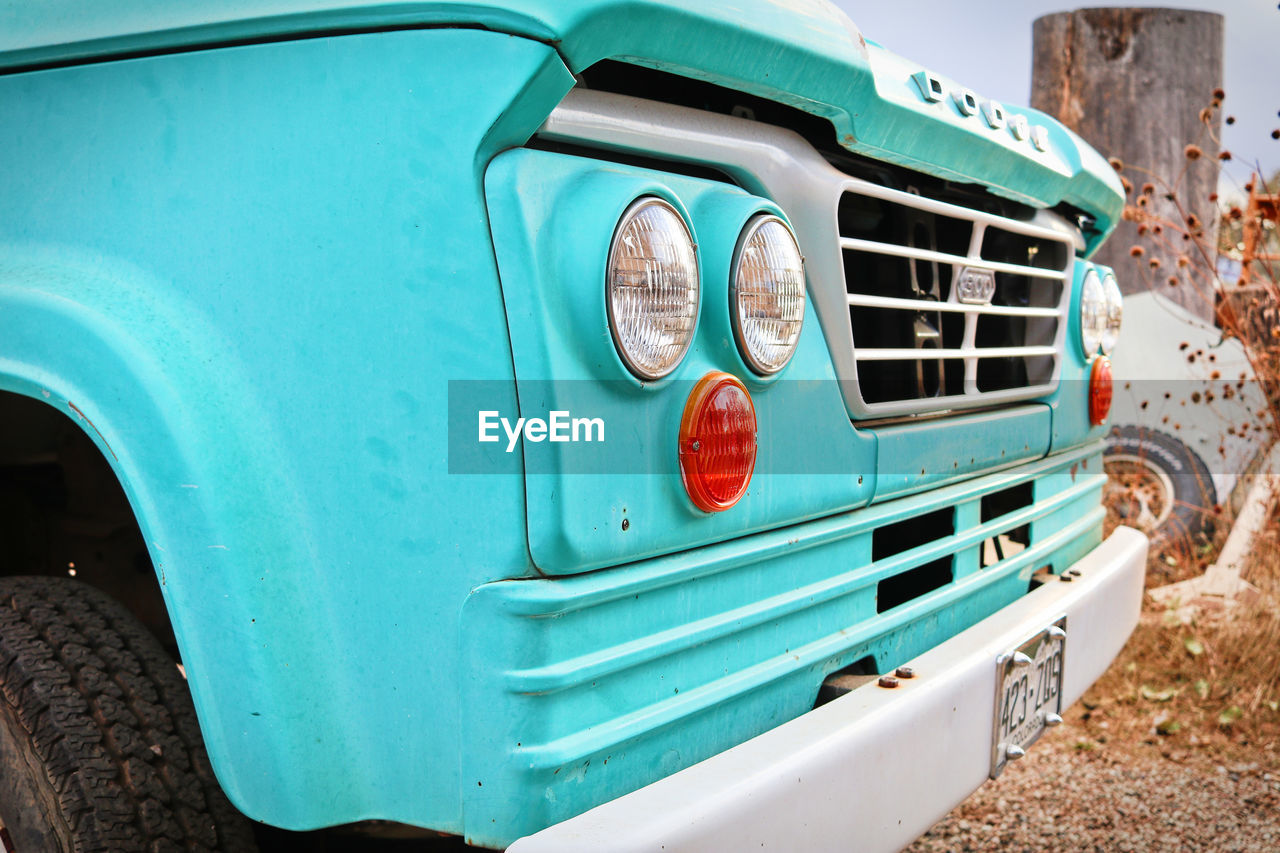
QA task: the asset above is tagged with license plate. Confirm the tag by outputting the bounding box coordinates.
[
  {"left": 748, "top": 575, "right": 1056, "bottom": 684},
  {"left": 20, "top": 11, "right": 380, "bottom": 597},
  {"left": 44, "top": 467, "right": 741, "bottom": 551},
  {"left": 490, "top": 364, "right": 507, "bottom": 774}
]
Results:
[{"left": 990, "top": 617, "right": 1066, "bottom": 777}]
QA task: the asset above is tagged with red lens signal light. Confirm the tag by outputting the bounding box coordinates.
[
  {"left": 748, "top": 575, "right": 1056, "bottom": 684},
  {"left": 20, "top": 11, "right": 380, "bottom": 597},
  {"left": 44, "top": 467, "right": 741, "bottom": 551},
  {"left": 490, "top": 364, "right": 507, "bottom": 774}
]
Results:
[
  {"left": 678, "top": 373, "right": 758, "bottom": 512},
  {"left": 1089, "top": 356, "right": 1113, "bottom": 426}
]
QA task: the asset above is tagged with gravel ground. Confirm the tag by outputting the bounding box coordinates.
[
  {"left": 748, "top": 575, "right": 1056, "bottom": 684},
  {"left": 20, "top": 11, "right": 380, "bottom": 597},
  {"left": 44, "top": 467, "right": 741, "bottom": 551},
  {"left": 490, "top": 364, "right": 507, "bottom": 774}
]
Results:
[{"left": 906, "top": 737, "right": 1280, "bottom": 852}]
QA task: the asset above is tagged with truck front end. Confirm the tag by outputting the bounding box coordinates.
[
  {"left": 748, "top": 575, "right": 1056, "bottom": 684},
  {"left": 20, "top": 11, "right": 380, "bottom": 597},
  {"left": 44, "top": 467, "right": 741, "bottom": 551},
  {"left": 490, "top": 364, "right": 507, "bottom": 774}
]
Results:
[{"left": 0, "top": 1, "right": 1143, "bottom": 849}]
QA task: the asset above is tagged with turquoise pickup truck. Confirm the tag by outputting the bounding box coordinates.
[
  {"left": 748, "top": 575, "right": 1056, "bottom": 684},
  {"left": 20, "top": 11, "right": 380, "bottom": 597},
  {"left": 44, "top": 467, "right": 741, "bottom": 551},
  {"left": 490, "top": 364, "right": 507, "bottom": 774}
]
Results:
[{"left": 0, "top": 1, "right": 1143, "bottom": 850}]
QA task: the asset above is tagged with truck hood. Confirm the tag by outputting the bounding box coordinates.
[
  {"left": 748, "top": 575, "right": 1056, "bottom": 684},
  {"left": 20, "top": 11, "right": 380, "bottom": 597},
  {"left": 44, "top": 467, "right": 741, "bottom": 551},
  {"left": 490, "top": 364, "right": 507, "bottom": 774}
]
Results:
[{"left": 0, "top": 0, "right": 1124, "bottom": 243}]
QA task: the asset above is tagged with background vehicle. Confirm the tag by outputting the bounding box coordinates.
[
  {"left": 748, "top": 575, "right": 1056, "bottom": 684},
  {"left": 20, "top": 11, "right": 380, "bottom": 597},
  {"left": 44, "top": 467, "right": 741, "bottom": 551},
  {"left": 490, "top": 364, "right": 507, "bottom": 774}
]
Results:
[
  {"left": 1, "top": 2, "right": 1144, "bottom": 849},
  {"left": 1106, "top": 290, "right": 1269, "bottom": 556}
]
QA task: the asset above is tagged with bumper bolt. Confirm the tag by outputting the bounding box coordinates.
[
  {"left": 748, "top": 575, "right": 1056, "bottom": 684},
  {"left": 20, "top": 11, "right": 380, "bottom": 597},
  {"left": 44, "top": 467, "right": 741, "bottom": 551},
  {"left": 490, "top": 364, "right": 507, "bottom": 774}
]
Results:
[
  {"left": 895, "top": 666, "right": 915, "bottom": 679},
  {"left": 878, "top": 675, "right": 899, "bottom": 689},
  {"left": 1060, "top": 573, "right": 1074, "bottom": 582}
]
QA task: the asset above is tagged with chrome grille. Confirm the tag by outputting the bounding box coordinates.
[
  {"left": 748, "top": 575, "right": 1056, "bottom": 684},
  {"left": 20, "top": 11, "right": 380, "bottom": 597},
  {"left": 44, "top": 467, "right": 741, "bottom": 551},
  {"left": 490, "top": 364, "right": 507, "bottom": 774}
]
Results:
[{"left": 839, "top": 183, "right": 1073, "bottom": 409}]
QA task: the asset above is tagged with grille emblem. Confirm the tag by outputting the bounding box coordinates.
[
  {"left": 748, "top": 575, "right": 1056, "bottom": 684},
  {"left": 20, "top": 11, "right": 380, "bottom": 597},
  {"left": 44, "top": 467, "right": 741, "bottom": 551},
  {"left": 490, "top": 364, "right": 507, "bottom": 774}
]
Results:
[{"left": 957, "top": 267, "right": 997, "bottom": 305}]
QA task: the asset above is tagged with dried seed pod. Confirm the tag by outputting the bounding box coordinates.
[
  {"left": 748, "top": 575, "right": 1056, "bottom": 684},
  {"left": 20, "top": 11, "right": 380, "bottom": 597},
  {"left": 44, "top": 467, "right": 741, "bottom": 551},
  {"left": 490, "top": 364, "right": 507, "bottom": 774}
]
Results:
[{"left": 1184, "top": 144, "right": 1203, "bottom": 160}]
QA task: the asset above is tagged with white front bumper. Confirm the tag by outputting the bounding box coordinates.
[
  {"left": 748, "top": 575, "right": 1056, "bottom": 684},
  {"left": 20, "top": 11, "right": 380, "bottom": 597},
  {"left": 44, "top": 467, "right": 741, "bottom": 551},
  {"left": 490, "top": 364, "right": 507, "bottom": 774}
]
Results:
[{"left": 507, "top": 526, "right": 1148, "bottom": 853}]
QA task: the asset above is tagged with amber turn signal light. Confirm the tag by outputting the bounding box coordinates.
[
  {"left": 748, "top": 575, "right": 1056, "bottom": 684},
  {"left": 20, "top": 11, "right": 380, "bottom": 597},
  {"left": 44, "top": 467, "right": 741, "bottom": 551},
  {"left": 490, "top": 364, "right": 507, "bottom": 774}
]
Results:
[{"left": 678, "top": 372, "right": 758, "bottom": 512}]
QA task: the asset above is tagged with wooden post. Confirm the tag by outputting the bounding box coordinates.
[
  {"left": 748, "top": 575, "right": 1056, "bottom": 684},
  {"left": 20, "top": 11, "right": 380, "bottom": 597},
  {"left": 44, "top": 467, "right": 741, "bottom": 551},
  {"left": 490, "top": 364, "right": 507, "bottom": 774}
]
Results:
[{"left": 1031, "top": 8, "right": 1223, "bottom": 321}]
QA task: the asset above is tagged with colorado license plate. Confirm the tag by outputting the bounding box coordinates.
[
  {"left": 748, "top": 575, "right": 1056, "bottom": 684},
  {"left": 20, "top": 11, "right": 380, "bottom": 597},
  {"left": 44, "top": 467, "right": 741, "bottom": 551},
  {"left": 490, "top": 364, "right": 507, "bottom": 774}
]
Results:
[{"left": 990, "top": 617, "right": 1066, "bottom": 777}]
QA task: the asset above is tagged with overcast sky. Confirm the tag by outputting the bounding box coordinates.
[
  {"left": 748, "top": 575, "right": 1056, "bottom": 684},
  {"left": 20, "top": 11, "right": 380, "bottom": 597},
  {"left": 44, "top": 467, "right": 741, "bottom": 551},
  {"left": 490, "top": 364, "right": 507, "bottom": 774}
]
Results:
[{"left": 832, "top": 1, "right": 1279, "bottom": 198}]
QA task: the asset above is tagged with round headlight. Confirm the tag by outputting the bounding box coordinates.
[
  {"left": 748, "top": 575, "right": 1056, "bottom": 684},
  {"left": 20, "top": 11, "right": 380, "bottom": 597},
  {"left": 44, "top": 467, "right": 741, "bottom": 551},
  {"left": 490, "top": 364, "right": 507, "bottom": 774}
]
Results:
[
  {"left": 1100, "top": 273, "right": 1123, "bottom": 355},
  {"left": 606, "top": 198, "right": 700, "bottom": 380},
  {"left": 730, "top": 215, "right": 806, "bottom": 375},
  {"left": 1079, "top": 269, "right": 1107, "bottom": 359}
]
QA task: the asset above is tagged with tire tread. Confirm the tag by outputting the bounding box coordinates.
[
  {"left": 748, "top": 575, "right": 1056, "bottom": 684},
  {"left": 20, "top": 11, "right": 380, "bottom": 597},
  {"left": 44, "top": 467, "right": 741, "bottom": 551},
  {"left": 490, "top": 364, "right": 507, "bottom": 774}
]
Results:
[{"left": 0, "top": 577, "right": 256, "bottom": 852}]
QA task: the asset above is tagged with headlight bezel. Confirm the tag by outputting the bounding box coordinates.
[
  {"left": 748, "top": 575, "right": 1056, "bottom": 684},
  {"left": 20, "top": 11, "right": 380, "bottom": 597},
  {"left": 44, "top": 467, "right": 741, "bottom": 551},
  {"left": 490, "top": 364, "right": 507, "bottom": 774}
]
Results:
[
  {"left": 1078, "top": 268, "right": 1107, "bottom": 360},
  {"left": 605, "top": 196, "right": 701, "bottom": 381},
  {"left": 1100, "top": 273, "right": 1123, "bottom": 355},
  {"left": 729, "top": 213, "right": 807, "bottom": 376}
]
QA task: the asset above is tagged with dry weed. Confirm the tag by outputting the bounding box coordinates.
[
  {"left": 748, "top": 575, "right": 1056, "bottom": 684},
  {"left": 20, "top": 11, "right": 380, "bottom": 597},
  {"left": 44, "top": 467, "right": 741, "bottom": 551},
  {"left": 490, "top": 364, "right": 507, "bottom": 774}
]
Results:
[
  {"left": 1097, "top": 91, "right": 1280, "bottom": 761},
  {"left": 1076, "top": 539, "right": 1280, "bottom": 764}
]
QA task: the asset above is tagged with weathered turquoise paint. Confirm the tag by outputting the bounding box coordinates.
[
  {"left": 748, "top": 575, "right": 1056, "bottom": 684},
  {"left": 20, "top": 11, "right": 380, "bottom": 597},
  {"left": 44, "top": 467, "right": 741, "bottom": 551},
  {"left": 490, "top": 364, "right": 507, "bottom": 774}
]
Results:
[
  {"left": 0, "top": 1, "right": 1124, "bottom": 240},
  {"left": 459, "top": 446, "right": 1104, "bottom": 846},
  {"left": 0, "top": 29, "right": 574, "bottom": 831},
  {"left": 870, "top": 405, "right": 1052, "bottom": 502}
]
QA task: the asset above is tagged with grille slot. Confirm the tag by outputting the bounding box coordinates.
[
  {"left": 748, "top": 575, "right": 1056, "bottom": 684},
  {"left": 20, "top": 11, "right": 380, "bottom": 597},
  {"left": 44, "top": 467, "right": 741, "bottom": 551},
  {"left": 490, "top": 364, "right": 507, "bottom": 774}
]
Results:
[
  {"left": 979, "top": 482, "right": 1034, "bottom": 568},
  {"left": 873, "top": 507, "right": 955, "bottom": 613},
  {"left": 841, "top": 186, "right": 1072, "bottom": 411}
]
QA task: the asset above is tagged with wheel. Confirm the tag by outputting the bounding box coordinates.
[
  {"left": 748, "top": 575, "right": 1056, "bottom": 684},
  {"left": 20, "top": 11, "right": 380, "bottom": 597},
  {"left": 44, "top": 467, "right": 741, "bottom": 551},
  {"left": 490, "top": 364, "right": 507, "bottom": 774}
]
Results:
[
  {"left": 0, "top": 577, "right": 257, "bottom": 852},
  {"left": 1104, "top": 425, "right": 1217, "bottom": 551}
]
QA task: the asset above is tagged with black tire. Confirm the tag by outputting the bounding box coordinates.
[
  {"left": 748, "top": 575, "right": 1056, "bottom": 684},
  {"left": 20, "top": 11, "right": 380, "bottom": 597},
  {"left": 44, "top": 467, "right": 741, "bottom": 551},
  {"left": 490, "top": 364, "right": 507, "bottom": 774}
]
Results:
[
  {"left": 1104, "top": 425, "right": 1217, "bottom": 551},
  {"left": 0, "top": 577, "right": 257, "bottom": 853}
]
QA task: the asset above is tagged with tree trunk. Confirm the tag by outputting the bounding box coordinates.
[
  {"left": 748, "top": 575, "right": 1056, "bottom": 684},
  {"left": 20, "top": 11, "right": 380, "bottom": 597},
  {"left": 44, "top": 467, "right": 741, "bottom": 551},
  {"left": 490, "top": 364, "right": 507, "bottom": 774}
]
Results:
[{"left": 1031, "top": 8, "right": 1223, "bottom": 321}]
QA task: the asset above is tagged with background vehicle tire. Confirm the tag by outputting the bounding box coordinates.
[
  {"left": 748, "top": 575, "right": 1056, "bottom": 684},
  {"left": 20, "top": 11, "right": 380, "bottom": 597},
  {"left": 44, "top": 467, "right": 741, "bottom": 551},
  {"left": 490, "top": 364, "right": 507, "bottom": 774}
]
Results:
[
  {"left": 0, "top": 576, "right": 257, "bottom": 852},
  {"left": 1104, "top": 425, "right": 1217, "bottom": 553}
]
